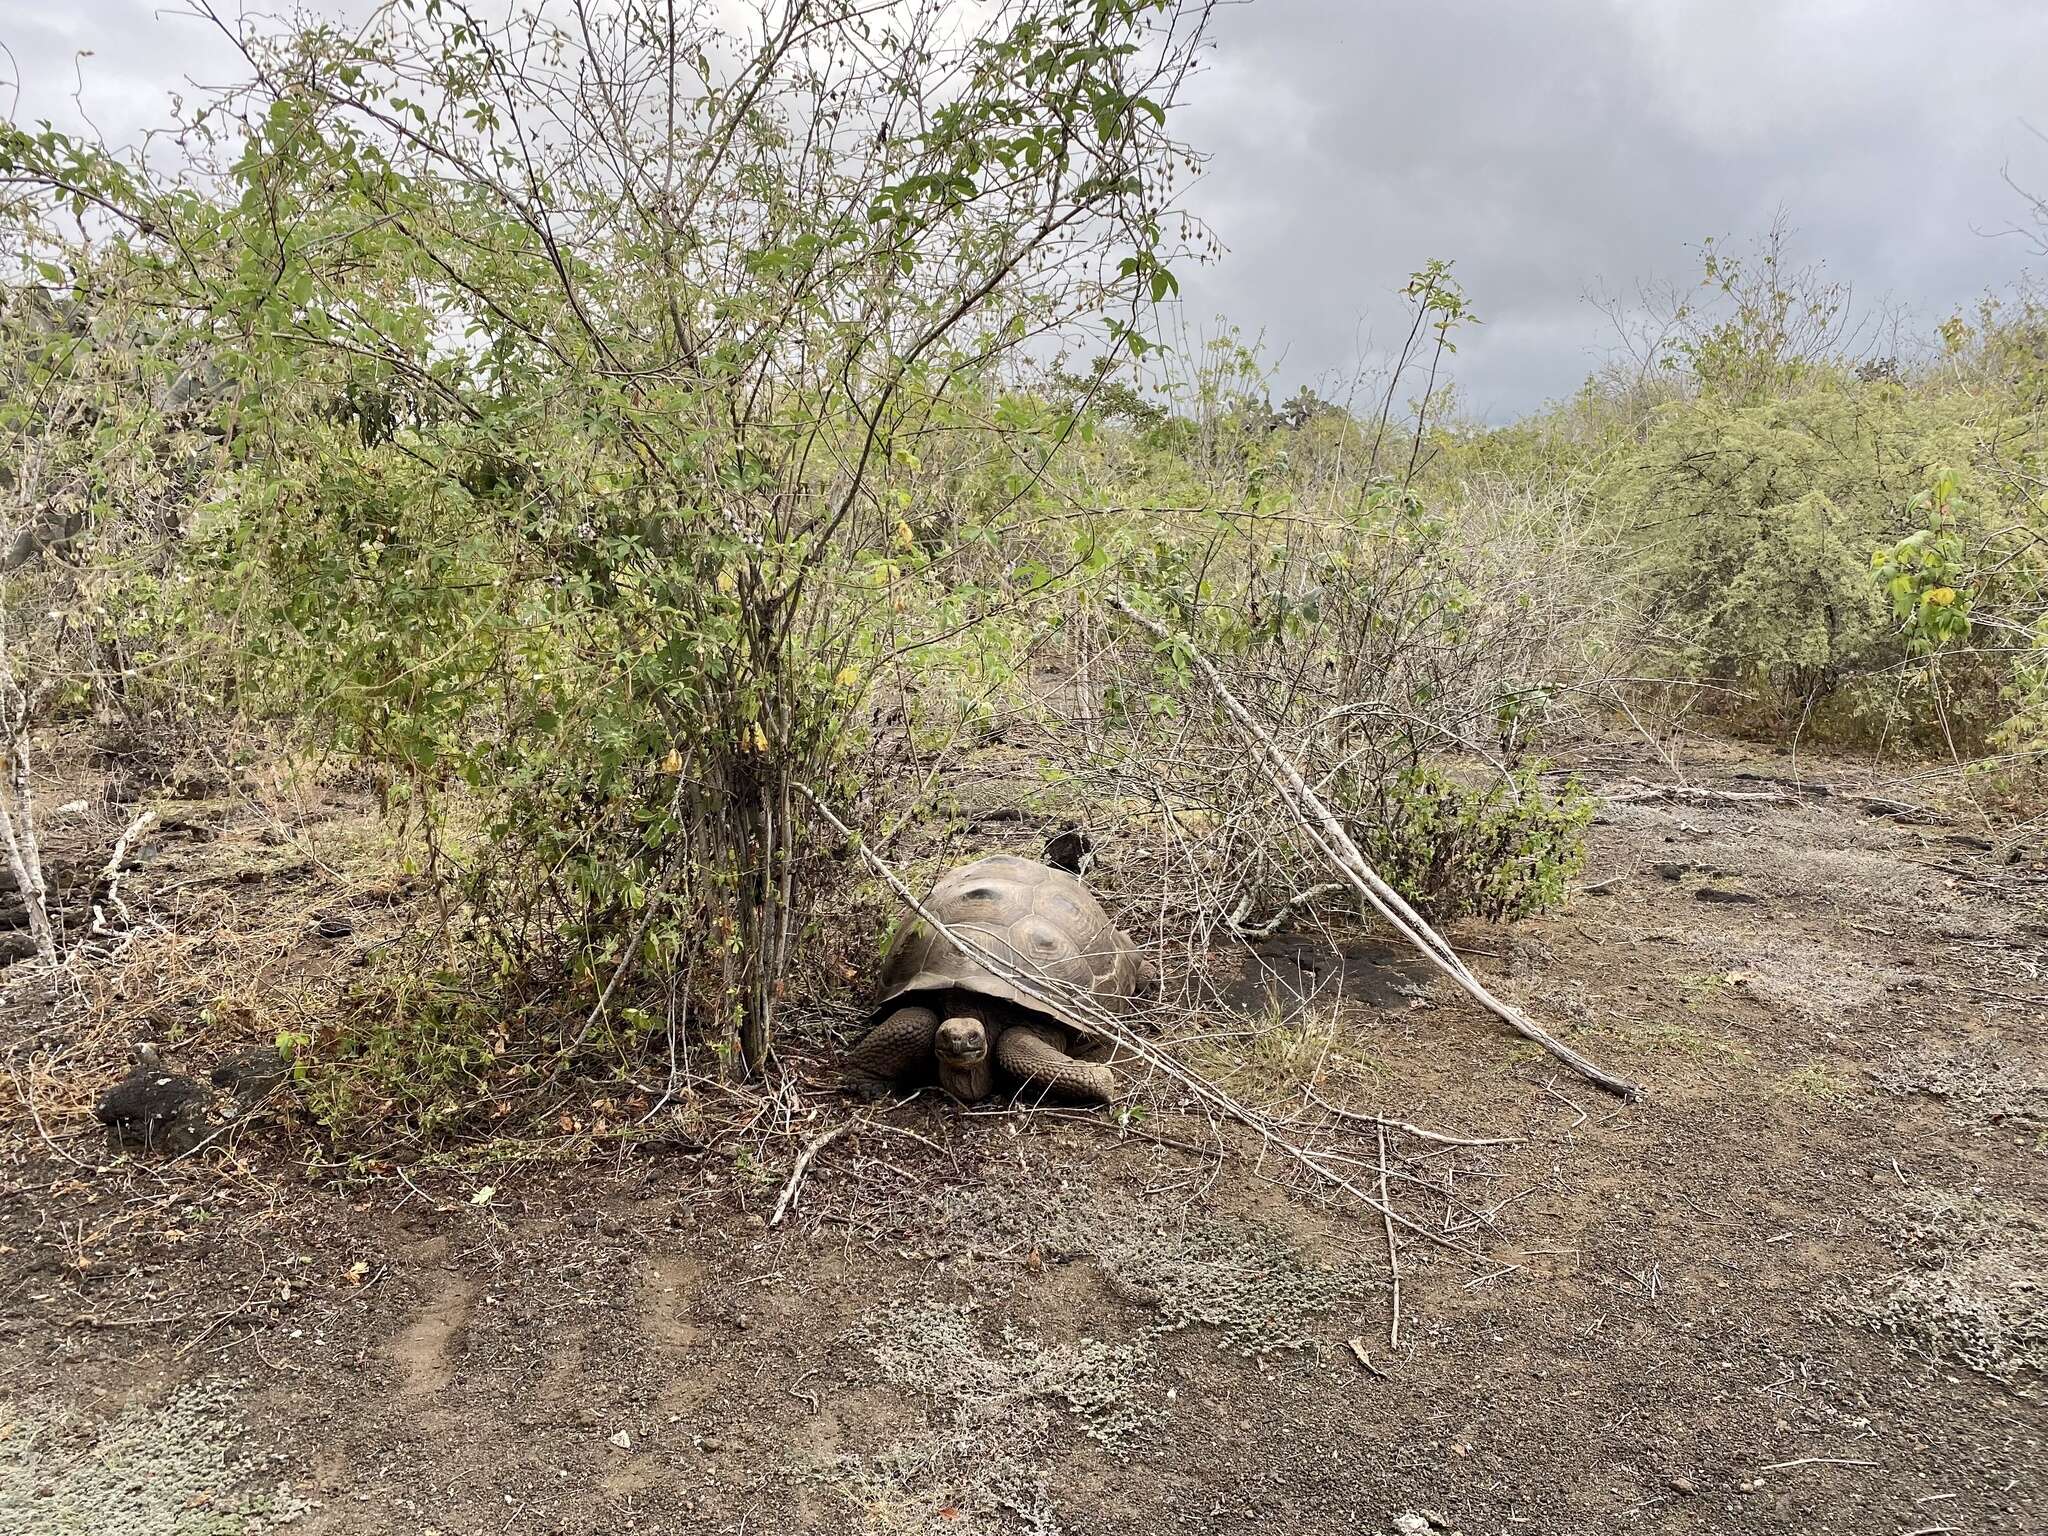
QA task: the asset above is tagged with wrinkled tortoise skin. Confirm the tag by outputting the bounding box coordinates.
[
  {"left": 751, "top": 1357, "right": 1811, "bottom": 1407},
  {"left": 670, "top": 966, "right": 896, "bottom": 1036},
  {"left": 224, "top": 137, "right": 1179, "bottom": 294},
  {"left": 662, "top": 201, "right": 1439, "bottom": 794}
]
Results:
[{"left": 870, "top": 854, "right": 1144, "bottom": 1035}]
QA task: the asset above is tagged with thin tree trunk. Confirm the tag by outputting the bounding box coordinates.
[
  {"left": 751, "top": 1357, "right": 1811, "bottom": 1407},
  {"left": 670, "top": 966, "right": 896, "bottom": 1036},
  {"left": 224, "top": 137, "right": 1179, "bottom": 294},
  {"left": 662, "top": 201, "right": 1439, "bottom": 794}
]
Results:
[{"left": 0, "top": 740, "right": 57, "bottom": 967}]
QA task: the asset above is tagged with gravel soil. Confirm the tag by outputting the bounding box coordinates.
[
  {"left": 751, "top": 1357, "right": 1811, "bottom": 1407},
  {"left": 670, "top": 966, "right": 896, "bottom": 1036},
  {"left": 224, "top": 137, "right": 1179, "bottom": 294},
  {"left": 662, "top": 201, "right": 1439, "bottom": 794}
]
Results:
[{"left": 2, "top": 734, "right": 2044, "bottom": 1535}]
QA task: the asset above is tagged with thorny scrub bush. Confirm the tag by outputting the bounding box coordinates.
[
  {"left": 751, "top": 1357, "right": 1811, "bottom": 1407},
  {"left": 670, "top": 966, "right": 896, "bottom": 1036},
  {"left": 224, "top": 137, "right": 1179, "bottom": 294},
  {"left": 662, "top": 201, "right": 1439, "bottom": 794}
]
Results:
[
  {"left": 1890, "top": 300, "right": 2048, "bottom": 769},
  {"left": 0, "top": 276, "right": 236, "bottom": 734},
  {"left": 2, "top": 0, "right": 1222, "bottom": 1082},
  {"left": 1607, "top": 382, "right": 1917, "bottom": 732},
  {"left": 1556, "top": 225, "right": 2048, "bottom": 762},
  {"left": 1071, "top": 474, "right": 1616, "bottom": 942},
  {"left": 0, "top": 265, "right": 244, "bottom": 961},
  {"left": 1608, "top": 379, "right": 2048, "bottom": 759}
]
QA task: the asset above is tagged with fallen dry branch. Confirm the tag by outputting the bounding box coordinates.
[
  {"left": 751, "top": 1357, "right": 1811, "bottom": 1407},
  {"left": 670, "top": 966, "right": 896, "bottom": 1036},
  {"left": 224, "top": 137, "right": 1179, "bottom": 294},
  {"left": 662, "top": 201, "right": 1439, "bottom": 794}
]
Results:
[
  {"left": 1608, "top": 775, "right": 1944, "bottom": 825},
  {"left": 1302, "top": 1084, "right": 1520, "bottom": 1147},
  {"left": 770, "top": 1119, "right": 857, "bottom": 1227},
  {"left": 1728, "top": 771, "right": 1947, "bottom": 823},
  {"left": 1108, "top": 596, "right": 1641, "bottom": 1102},
  {"left": 93, "top": 808, "right": 159, "bottom": 936},
  {"left": 798, "top": 786, "right": 1478, "bottom": 1259},
  {"left": 1377, "top": 1120, "right": 1401, "bottom": 1350},
  {"left": 1603, "top": 782, "right": 1790, "bottom": 807},
  {"left": 1227, "top": 881, "right": 1349, "bottom": 939}
]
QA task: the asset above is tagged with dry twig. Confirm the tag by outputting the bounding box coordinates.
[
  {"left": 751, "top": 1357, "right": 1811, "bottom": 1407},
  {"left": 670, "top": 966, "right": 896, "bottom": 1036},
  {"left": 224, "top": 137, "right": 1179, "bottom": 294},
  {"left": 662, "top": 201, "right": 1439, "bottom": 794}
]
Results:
[
  {"left": 1302, "top": 1084, "right": 1520, "bottom": 1147},
  {"left": 770, "top": 1119, "right": 856, "bottom": 1227},
  {"left": 1603, "top": 783, "right": 1789, "bottom": 807},
  {"left": 1227, "top": 881, "right": 1349, "bottom": 939},
  {"left": 1758, "top": 1457, "right": 1879, "bottom": 1473},
  {"left": 1377, "top": 1120, "right": 1401, "bottom": 1349},
  {"left": 93, "top": 807, "right": 158, "bottom": 936}
]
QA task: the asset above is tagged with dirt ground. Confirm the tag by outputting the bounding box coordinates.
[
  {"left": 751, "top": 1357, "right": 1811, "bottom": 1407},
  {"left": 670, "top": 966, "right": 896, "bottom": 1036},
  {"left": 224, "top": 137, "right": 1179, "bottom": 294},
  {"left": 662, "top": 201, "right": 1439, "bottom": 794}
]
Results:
[{"left": 2, "top": 731, "right": 2044, "bottom": 1536}]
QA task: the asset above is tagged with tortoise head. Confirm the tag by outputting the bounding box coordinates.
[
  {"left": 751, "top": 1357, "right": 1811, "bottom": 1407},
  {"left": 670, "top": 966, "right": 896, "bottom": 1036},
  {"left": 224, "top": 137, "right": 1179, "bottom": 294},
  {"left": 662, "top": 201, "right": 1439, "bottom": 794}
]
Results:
[
  {"left": 934, "top": 1015, "right": 989, "bottom": 1068},
  {"left": 934, "top": 1013, "right": 994, "bottom": 1103}
]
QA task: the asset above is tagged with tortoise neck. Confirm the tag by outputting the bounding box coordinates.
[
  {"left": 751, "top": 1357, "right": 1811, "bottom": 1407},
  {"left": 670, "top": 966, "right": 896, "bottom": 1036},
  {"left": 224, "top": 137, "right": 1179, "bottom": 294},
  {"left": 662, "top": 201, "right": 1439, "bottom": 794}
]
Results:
[{"left": 937, "top": 1057, "right": 993, "bottom": 1102}]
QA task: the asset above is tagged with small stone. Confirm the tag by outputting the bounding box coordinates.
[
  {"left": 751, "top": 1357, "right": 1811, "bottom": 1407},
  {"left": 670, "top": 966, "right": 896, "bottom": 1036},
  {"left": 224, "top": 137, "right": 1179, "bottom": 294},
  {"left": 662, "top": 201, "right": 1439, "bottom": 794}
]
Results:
[
  {"left": 699, "top": 1436, "right": 726, "bottom": 1453},
  {"left": 607, "top": 1430, "right": 631, "bottom": 1451},
  {"left": 1668, "top": 1477, "right": 1695, "bottom": 1495},
  {"left": 1695, "top": 886, "right": 1759, "bottom": 905}
]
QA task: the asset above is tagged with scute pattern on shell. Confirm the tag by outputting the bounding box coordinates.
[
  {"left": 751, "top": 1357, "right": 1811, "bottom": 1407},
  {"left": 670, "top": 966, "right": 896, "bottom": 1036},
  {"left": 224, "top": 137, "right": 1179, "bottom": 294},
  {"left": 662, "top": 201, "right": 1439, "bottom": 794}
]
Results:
[{"left": 873, "top": 854, "right": 1143, "bottom": 1036}]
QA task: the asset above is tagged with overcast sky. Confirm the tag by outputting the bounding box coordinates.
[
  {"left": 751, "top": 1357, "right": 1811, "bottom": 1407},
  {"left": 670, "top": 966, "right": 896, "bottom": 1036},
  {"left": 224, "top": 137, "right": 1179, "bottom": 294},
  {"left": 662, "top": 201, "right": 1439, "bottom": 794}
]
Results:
[
  {"left": 1172, "top": 0, "right": 2048, "bottom": 417},
  {"left": 5, "top": 0, "right": 2047, "bottom": 419}
]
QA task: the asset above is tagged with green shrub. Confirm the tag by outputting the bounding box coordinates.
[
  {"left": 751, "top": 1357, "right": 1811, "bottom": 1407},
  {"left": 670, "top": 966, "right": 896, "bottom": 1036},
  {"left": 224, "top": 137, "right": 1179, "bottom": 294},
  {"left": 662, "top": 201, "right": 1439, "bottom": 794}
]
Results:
[
  {"left": 285, "top": 971, "right": 503, "bottom": 1145},
  {"left": 1, "top": 0, "right": 1218, "bottom": 1074},
  {"left": 1612, "top": 383, "right": 1919, "bottom": 718},
  {"left": 1355, "top": 765, "right": 1592, "bottom": 923}
]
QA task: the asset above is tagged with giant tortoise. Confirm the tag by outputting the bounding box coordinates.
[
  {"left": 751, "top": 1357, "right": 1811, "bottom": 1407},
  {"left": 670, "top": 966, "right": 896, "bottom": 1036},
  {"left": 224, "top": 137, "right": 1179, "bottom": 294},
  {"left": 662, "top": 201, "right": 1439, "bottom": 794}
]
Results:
[{"left": 843, "top": 854, "right": 1145, "bottom": 1103}]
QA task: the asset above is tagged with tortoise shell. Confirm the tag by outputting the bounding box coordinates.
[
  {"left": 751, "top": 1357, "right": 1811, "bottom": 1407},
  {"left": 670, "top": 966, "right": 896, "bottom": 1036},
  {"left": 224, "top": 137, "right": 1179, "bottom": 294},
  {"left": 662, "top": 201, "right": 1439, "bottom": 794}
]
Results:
[{"left": 873, "top": 855, "right": 1144, "bottom": 1037}]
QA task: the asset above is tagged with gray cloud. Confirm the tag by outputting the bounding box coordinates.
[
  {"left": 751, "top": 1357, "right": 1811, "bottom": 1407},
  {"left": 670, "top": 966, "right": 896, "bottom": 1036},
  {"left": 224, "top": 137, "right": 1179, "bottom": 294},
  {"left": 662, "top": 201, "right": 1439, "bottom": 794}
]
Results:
[
  {"left": 5, "top": 1, "right": 2045, "bottom": 419},
  {"left": 1168, "top": 0, "right": 2048, "bottom": 418},
  {"left": 1, "top": 1, "right": 241, "bottom": 165}
]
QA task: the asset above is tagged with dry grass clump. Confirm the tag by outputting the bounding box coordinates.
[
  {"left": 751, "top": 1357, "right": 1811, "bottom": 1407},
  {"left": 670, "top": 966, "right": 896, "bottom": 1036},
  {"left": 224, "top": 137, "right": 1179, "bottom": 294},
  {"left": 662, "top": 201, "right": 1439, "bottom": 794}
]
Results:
[
  {"left": 1846, "top": 1190, "right": 2048, "bottom": 1389},
  {"left": 0, "top": 1376, "right": 316, "bottom": 1533}
]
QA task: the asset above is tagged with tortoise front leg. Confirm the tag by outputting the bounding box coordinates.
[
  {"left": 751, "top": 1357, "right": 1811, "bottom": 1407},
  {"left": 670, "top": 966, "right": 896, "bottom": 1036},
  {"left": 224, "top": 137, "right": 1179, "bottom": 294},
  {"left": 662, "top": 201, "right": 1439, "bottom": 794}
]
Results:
[
  {"left": 995, "top": 1021, "right": 1115, "bottom": 1103},
  {"left": 843, "top": 1005, "right": 939, "bottom": 1100}
]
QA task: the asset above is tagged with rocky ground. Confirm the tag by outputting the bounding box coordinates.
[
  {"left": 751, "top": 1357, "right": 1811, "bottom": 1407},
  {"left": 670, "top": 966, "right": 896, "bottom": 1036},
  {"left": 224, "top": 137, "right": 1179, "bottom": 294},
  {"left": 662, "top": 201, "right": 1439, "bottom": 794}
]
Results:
[{"left": 1, "top": 732, "right": 2044, "bottom": 1535}]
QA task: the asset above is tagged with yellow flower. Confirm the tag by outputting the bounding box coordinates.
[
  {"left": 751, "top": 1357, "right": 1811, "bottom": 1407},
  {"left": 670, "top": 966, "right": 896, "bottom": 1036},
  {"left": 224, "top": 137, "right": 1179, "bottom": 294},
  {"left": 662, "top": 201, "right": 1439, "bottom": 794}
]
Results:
[
  {"left": 893, "top": 518, "right": 915, "bottom": 550},
  {"left": 1926, "top": 587, "right": 1958, "bottom": 607},
  {"left": 835, "top": 666, "right": 861, "bottom": 690},
  {"left": 660, "top": 747, "right": 683, "bottom": 775}
]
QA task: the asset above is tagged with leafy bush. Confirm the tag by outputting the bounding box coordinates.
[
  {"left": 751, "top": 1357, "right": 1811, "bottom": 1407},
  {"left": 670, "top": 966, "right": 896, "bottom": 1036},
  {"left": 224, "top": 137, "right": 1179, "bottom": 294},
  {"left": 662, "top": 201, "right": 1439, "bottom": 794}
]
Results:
[
  {"left": 1611, "top": 383, "right": 1917, "bottom": 721},
  {"left": 282, "top": 972, "right": 503, "bottom": 1145},
  {"left": 3, "top": 0, "right": 1218, "bottom": 1069},
  {"left": 1353, "top": 765, "right": 1592, "bottom": 923},
  {"left": 1561, "top": 231, "right": 2048, "bottom": 753}
]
